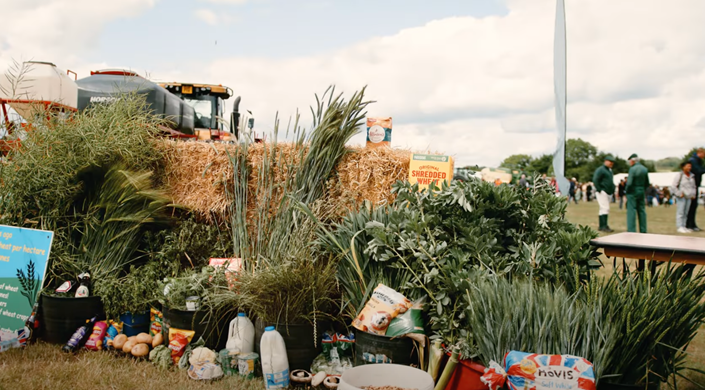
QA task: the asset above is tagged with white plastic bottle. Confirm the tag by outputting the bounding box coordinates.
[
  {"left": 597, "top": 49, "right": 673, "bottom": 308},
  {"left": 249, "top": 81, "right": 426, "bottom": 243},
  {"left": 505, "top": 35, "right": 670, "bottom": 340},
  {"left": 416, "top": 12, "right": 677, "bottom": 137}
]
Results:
[
  {"left": 225, "top": 312, "right": 255, "bottom": 353},
  {"left": 260, "top": 326, "right": 290, "bottom": 390}
]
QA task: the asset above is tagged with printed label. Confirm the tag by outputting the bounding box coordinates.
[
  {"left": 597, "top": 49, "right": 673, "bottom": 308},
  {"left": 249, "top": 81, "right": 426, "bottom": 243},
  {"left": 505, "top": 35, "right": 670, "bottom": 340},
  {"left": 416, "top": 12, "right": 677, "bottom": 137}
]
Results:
[
  {"left": 265, "top": 369, "right": 290, "bottom": 389},
  {"left": 368, "top": 125, "right": 386, "bottom": 143}
]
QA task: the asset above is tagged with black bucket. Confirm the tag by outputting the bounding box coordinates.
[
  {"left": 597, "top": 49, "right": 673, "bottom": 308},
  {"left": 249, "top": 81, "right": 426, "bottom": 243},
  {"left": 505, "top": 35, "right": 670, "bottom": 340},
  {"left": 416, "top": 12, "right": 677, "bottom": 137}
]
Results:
[
  {"left": 120, "top": 311, "right": 150, "bottom": 337},
  {"left": 255, "top": 319, "right": 327, "bottom": 371},
  {"left": 353, "top": 329, "right": 416, "bottom": 366},
  {"left": 39, "top": 294, "right": 104, "bottom": 344},
  {"left": 162, "top": 307, "right": 234, "bottom": 351}
]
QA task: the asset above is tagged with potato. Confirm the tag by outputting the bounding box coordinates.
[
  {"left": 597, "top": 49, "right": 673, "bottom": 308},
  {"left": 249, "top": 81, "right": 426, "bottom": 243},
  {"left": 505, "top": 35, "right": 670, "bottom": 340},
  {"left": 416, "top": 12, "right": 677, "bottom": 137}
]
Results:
[
  {"left": 122, "top": 339, "right": 137, "bottom": 353},
  {"left": 128, "top": 336, "right": 137, "bottom": 343},
  {"left": 152, "top": 333, "right": 163, "bottom": 348},
  {"left": 136, "top": 332, "right": 153, "bottom": 345},
  {"left": 131, "top": 343, "right": 150, "bottom": 357},
  {"left": 113, "top": 334, "right": 128, "bottom": 350}
]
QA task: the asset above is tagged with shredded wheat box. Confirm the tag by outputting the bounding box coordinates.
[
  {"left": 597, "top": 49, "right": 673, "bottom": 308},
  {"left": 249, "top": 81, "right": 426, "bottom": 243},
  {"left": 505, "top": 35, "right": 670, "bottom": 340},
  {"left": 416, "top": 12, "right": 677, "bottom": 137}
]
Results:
[{"left": 408, "top": 153, "right": 454, "bottom": 191}]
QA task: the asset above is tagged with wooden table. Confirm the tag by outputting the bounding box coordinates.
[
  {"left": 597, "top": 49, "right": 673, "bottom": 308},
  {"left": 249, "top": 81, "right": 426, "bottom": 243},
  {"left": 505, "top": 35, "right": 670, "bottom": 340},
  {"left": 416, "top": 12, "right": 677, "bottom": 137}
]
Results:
[{"left": 590, "top": 232, "right": 705, "bottom": 266}]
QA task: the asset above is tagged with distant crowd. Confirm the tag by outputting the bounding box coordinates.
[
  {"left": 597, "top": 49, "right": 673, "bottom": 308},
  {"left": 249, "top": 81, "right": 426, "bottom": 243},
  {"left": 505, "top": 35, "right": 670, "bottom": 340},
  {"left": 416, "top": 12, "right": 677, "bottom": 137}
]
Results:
[{"left": 513, "top": 148, "right": 705, "bottom": 235}]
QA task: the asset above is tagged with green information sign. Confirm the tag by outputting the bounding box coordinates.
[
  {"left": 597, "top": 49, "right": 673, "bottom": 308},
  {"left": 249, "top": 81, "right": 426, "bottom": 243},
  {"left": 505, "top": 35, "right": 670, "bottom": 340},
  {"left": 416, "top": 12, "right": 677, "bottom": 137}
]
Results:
[{"left": 0, "top": 225, "right": 53, "bottom": 334}]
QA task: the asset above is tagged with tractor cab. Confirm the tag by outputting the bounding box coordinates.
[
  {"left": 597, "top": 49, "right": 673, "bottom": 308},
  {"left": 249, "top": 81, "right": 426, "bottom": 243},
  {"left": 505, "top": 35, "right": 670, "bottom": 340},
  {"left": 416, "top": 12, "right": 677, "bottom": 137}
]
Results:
[{"left": 159, "top": 82, "right": 238, "bottom": 141}]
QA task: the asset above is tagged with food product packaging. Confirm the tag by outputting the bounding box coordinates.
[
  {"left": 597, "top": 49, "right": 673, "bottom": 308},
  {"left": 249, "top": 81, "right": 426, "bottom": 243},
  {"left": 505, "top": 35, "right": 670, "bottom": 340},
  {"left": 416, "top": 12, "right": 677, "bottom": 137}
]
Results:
[
  {"left": 104, "top": 320, "right": 123, "bottom": 350},
  {"left": 310, "top": 332, "right": 355, "bottom": 376},
  {"left": 352, "top": 284, "right": 411, "bottom": 335},
  {"left": 366, "top": 117, "right": 392, "bottom": 148},
  {"left": 85, "top": 321, "right": 108, "bottom": 351},
  {"left": 481, "top": 351, "right": 596, "bottom": 390},
  {"left": 149, "top": 308, "right": 163, "bottom": 337},
  {"left": 168, "top": 328, "right": 195, "bottom": 365}
]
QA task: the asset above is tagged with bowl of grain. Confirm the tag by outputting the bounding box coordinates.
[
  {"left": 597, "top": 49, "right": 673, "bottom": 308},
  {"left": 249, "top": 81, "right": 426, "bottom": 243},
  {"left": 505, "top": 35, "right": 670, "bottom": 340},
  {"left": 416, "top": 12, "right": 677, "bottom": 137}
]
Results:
[{"left": 338, "top": 364, "right": 434, "bottom": 390}]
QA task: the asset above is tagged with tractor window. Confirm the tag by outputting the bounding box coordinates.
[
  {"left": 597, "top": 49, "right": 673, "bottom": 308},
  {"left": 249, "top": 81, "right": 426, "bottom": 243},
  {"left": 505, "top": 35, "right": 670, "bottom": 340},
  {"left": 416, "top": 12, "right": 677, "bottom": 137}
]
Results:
[{"left": 183, "top": 96, "right": 215, "bottom": 129}]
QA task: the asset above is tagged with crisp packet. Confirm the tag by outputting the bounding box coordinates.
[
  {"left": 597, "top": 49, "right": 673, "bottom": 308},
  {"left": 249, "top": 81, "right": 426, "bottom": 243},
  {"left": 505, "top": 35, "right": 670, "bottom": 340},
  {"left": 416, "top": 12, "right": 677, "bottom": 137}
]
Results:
[
  {"left": 496, "top": 351, "right": 596, "bottom": 390},
  {"left": 352, "top": 284, "right": 411, "bottom": 335}
]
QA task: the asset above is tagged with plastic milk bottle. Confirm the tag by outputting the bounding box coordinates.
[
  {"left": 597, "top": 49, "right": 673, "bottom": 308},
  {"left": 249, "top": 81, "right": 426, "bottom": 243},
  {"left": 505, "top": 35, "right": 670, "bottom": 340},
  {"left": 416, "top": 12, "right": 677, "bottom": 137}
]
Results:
[
  {"left": 226, "top": 312, "right": 255, "bottom": 353},
  {"left": 260, "top": 326, "right": 289, "bottom": 389}
]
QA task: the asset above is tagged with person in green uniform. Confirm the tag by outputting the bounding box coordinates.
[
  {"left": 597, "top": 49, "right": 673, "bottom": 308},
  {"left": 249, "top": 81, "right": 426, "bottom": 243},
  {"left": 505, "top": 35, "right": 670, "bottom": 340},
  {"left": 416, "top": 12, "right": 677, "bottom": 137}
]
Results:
[
  {"left": 626, "top": 153, "right": 650, "bottom": 233},
  {"left": 592, "top": 155, "right": 616, "bottom": 232}
]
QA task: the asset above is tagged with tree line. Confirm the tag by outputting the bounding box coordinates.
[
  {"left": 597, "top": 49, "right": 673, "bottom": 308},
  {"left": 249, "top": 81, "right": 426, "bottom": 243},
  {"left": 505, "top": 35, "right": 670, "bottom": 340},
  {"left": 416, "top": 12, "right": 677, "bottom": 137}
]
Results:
[{"left": 497, "top": 138, "right": 696, "bottom": 182}]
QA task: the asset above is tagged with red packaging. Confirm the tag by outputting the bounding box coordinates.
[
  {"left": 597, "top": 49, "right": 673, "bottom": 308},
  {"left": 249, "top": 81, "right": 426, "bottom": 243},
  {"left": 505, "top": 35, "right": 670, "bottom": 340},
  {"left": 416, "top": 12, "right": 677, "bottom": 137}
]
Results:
[{"left": 85, "top": 321, "right": 108, "bottom": 351}]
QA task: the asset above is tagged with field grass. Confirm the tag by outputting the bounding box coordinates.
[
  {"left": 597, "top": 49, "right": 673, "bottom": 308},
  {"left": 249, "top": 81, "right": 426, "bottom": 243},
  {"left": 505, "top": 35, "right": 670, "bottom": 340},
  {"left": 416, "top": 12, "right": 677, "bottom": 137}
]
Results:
[
  {"left": 566, "top": 200, "right": 705, "bottom": 389},
  {"left": 1, "top": 201, "right": 704, "bottom": 389}
]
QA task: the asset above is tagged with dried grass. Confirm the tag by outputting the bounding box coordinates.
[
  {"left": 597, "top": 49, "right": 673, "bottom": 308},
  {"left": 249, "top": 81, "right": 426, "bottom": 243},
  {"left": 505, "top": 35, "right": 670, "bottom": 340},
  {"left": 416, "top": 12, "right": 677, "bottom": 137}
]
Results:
[{"left": 158, "top": 141, "right": 411, "bottom": 221}]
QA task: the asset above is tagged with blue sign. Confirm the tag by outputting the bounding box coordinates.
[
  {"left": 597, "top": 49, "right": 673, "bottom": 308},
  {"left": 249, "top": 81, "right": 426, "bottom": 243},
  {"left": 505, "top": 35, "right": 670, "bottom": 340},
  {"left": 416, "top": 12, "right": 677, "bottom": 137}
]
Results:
[{"left": 0, "top": 225, "right": 53, "bottom": 334}]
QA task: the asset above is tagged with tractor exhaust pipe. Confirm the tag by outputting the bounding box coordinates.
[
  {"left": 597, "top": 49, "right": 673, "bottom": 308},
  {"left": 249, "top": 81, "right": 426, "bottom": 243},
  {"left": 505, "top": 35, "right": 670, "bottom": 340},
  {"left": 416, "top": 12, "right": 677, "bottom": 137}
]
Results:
[{"left": 230, "top": 96, "right": 241, "bottom": 140}]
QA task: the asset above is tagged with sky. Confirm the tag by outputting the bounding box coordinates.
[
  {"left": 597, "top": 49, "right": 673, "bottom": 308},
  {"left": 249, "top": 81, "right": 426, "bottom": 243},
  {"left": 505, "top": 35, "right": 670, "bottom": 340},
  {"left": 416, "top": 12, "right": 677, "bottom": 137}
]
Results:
[{"left": 2, "top": 0, "right": 705, "bottom": 167}]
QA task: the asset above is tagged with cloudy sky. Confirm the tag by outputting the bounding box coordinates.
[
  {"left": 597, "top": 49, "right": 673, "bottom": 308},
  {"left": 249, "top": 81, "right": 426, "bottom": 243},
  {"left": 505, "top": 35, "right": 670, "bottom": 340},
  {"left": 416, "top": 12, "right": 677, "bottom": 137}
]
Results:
[{"left": 2, "top": 0, "right": 704, "bottom": 167}]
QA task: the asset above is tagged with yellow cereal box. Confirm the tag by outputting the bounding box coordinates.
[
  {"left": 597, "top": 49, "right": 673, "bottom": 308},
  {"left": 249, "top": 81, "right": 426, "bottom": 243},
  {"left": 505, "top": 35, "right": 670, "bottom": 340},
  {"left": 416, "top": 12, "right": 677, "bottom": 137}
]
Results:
[{"left": 408, "top": 153, "right": 454, "bottom": 191}]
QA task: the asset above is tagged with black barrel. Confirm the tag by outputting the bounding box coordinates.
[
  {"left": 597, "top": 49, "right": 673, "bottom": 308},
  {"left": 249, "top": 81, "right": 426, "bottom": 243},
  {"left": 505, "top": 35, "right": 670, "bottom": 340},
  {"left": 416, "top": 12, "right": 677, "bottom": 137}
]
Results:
[
  {"left": 162, "top": 307, "right": 234, "bottom": 351},
  {"left": 255, "top": 319, "right": 327, "bottom": 371},
  {"left": 353, "top": 329, "right": 416, "bottom": 366},
  {"left": 40, "top": 294, "right": 104, "bottom": 344}
]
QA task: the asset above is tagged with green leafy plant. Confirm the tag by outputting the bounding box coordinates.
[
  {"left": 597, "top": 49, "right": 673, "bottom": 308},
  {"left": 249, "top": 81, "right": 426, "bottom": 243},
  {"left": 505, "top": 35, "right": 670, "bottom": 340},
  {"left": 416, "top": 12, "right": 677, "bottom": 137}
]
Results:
[
  {"left": 212, "top": 87, "right": 370, "bottom": 327},
  {"left": 0, "top": 95, "right": 164, "bottom": 232},
  {"left": 316, "top": 177, "right": 601, "bottom": 352},
  {"left": 95, "top": 256, "right": 180, "bottom": 319},
  {"left": 598, "top": 264, "right": 705, "bottom": 387},
  {"left": 465, "top": 275, "right": 617, "bottom": 380}
]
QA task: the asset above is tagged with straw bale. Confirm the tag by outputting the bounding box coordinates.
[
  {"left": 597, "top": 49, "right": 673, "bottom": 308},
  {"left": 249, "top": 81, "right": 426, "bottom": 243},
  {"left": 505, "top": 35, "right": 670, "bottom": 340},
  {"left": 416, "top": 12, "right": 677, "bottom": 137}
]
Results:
[
  {"left": 157, "top": 140, "right": 235, "bottom": 218},
  {"left": 326, "top": 147, "right": 410, "bottom": 216},
  {"left": 158, "top": 140, "right": 412, "bottom": 221}
]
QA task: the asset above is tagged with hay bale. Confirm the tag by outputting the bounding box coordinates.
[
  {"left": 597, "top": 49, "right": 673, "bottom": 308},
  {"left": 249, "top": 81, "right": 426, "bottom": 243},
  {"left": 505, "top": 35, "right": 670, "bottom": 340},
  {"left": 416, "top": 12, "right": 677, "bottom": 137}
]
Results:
[
  {"left": 157, "top": 140, "right": 235, "bottom": 217},
  {"left": 158, "top": 141, "right": 412, "bottom": 220}
]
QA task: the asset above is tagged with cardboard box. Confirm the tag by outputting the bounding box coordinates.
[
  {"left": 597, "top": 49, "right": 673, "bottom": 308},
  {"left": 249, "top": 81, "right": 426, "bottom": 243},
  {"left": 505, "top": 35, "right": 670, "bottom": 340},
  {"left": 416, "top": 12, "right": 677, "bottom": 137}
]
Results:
[{"left": 408, "top": 153, "right": 454, "bottom": 191}]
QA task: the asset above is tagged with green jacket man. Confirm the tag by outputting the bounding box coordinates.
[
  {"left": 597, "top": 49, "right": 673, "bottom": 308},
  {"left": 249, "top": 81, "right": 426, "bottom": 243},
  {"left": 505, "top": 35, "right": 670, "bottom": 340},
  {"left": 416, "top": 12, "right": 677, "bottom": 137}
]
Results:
[
  {"left": 592, "top": 155, "right": 616, "bottom": 232},
  {"left": 626, "top": 153, "right": 650, "bottom": 233}
]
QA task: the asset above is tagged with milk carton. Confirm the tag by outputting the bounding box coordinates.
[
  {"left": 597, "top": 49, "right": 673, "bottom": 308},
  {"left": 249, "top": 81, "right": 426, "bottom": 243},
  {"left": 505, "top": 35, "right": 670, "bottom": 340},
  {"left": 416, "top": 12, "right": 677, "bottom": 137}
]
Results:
[
  {"left": 226, "top": 313, "right": 255, "bottom": 353},
  {"left": 260, "top": 326, "right": 290, "bottom": 389}
]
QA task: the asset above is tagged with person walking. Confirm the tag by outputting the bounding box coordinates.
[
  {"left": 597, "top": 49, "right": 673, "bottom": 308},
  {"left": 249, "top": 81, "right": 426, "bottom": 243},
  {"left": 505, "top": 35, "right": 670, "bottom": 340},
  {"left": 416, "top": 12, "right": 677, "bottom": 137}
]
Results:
[
  {"left": 568, "top": 178, "right": 578, "bottom": 204},
  {"left": 663, "top": 186, "right": 671, "bottom": 208},
  {"left": 518, "top": 174, "right": 528, "bottom": 189},
  {"left": 592, "top": 156, "right": 616, "bottom": 232},
  {"left": 672, "top": 161, "right": 697, "bottom": 233},
  {"left": 686, "top": 148, "right": 705, "bottom": 231},
  {"left": 625, "top": 153, "right": 650, "bottom": 233},
  {"left": 618, "top": 178, "right": 626, "bottom": 209}
]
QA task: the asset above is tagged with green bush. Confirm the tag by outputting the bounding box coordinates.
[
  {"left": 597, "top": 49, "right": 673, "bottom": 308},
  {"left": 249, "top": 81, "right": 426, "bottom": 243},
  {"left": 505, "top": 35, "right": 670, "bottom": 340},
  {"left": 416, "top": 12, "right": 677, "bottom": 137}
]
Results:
[
  {"left": 318, "top": 178, "right": 601, "bottom": 351},
  {"left": 0, "top": 96, "right": 163, "bottom": 230}
]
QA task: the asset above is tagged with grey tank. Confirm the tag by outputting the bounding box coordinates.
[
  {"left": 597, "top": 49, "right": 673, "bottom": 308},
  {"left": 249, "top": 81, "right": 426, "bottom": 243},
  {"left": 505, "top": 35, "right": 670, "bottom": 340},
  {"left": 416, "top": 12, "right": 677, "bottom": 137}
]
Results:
[{"left": 76, "top": 73, "right": 195, "bottom": 135}]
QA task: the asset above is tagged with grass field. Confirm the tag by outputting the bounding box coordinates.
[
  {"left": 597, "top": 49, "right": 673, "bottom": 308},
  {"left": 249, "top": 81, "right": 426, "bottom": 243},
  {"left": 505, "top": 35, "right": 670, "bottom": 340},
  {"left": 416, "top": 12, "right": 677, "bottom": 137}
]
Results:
[{"left": 1, "top": 201, "right": 704, "bottom": 389}]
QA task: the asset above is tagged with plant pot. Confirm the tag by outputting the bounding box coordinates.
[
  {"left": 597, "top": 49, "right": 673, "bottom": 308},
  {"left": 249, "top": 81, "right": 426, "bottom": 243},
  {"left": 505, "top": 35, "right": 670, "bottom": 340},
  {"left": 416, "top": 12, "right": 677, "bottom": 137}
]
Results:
[
  {"left": 162, "top": 306, "right": 234, "bottom": 351},
  {"left": 254, "top": 318, "right": 327, "bottom": 371},
  {"left": 444, "top": 358, "right": 488, "bottom": 390},
  {"left": 353, "top": 329, "right": 416, "bottom": 367},
  {"left": 39, "top": 293, "right": 104, "bottom": 344},
  {"left": 120, "top": 311, "right": 150, "bottom": 337}
]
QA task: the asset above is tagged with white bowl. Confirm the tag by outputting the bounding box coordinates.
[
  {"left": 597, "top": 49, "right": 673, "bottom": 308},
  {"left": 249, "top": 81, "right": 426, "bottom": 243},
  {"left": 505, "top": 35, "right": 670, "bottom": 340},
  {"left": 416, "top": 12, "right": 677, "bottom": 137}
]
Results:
[{"left": 339, "top": 364, "right": 434, "bottom": 390}]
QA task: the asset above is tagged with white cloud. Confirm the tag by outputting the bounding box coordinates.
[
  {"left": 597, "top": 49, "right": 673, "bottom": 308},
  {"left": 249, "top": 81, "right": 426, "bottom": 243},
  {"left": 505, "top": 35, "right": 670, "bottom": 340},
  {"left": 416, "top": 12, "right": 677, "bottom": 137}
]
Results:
[
  {"left": 4, "top": 0, "right": 705, "bottom": 168},
  {"left": 188, "top": 0, "right": 705, "bottom": 166},
  {"left": 194, "top": 8, "right": 236, "bottom": 26},
  {"left": 195, "top": 9, "right": 219, "bottom": 25},
  {"left": 0, "top": 0, "right": 157, "bottom": 75},
  {"left": 200, "top": 0, "right": 249, "bottom": 4}
]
